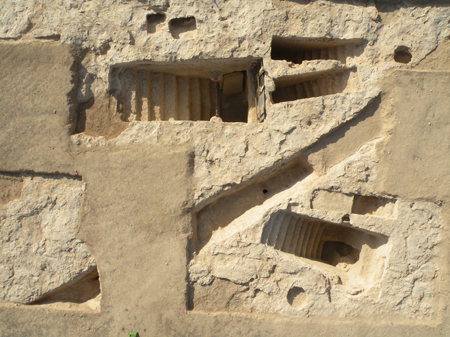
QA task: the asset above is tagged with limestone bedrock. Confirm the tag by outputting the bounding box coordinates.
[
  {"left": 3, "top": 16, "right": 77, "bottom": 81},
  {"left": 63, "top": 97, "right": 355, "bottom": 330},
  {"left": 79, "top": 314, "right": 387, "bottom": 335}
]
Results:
[
  {"left": 0, "top": 174, "right": 96, "bottom": 304},
  {"left": 1, "top": 0, "right": 450, "bottom": 336}
]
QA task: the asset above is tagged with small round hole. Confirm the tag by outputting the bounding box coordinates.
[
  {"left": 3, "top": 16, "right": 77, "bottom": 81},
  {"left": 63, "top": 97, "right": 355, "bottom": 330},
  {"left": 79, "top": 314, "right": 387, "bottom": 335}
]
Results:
[
  {"left": 287, "top": 287, "right": 307, "bottom": 308},
  {"left": 394, "top": 46, "right": 412, "bottom": 64},
  {"left": 342, "top": 214, "right": 350, "bottom": 222},
  {"left": 263, "top": 189, "right": 268, "bottom": 194}
]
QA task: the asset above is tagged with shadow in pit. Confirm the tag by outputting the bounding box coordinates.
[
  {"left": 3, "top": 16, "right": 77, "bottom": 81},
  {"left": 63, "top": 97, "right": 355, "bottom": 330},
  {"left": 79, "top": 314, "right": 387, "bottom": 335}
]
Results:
[
  {"left": 75, "top": 97, "right": 94, "bottom": 133},
  {"left": 261, "top": 211, "right": 388, "bottom": 265},
  {"left": 27, "top": 267, "right": 100, "bottom": 307},
  {"left": 185, "top": 235, "right": 195, "bottom": 311}
]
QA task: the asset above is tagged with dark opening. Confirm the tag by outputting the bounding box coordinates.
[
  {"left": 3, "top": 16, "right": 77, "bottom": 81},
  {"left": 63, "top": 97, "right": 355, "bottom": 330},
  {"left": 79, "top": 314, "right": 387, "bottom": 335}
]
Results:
[
  {"left": 272, "top": 43, "right": 343, "bottom": 64},
  {"left": 321, "top": 241, "right": 359, "bottom": 266},
  {"left": 169, "top": 17, "right": 197, "bottom": 39},
  {"left": 146, "top": 13, "right": 166, "bottom": 34},
  {"left": 186, "top": 233, "right": 195, "bottom": 311},
  {"left": 219, "top": 71, "right": 248, "bottom": 122},
  {"left": 394, "top": 46, "right": 412, "bottom": 64},
  {"left": 342, "top": 214, "right": 350, "bottom": 222},
  {"left": 263, "top": 189, "right": 268, "bottom": 194},
  {"left": 75, "top": 97, "right": 95, "bottom": 134},
  {"left": 271, "top": 37, "right": 365, "bottom": 65}
]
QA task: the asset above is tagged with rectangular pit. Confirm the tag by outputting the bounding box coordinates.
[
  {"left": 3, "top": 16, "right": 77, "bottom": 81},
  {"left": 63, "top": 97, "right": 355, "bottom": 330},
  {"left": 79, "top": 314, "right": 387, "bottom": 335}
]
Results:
[
  {"left": 261, "top": 212, "right": 388, "bottom": 283},
  {"left": 271, "top": 37, "right": 366, "bottom": 64},
  {"left": 271, "top": 69, "right": 361, "bottom": 103},
  {"left": 110, "top": 59, "right": 264, "bottom": 123},
  {"left": 169, "top": 16, "right": 197, "bottom": 39}
]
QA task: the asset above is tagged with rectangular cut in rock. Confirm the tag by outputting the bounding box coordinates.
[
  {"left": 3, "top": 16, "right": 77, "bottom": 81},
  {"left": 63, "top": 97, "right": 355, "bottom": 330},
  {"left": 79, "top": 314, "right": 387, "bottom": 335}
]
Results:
[
  {"left": 311, "top": 190, "right": 353, "bottom": 214},
  {"left": 271, "top": 37, "right": 366, "bottom": 64},
  {"left": 218, "top": 73, "right": 248, "bottom": 122},
  {"left": 169, "top": 17, "right": 197, "bottom": 39},
  {"left": 261, "top": 211, "right": 388, "bottom": 286},
  {"left": 111, "top": 59, "right": 263, "bottom": 123},
  {"left": 146, "top": 13, "right": 165, "bottom": 34},
  {"left": 0, "top": 43, "right": 78, "bottom": 173},
  {"left": 271, "top": 69, "right": 361, "bottom": 103}
]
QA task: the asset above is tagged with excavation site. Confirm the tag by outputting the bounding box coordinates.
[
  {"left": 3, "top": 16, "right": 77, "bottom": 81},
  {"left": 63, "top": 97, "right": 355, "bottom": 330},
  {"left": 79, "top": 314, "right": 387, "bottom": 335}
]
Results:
[{"left": 1, "top": 0, "right": 450, "bottom": 336}]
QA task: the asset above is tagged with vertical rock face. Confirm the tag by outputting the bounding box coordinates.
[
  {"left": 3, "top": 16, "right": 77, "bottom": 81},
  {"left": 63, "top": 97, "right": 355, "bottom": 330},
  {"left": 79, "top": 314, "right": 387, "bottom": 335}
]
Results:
[
  {"left": 1, "top": 0, "right": 450, "bottom": 336},
  {"left": 0, "top": 174, "right": 97, "bottom": 305}
]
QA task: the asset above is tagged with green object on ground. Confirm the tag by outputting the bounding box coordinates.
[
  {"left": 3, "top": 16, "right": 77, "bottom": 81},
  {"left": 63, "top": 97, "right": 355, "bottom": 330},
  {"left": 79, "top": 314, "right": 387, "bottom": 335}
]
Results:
[{"left": 129, "top": 332, "right": 138, "bottom": 337}]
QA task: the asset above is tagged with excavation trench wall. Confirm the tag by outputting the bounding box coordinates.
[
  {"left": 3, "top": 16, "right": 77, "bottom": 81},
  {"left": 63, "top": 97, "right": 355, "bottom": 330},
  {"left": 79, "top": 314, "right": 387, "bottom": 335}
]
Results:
[{"left": 1, "top": 1, "right": 450, "bottom": 336}]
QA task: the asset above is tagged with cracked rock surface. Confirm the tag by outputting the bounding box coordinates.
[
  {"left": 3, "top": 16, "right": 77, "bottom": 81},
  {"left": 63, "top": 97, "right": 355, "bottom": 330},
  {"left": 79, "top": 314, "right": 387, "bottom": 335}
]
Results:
[{"left": 0, "top": 174, "right": 96, "bottom": 304}]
